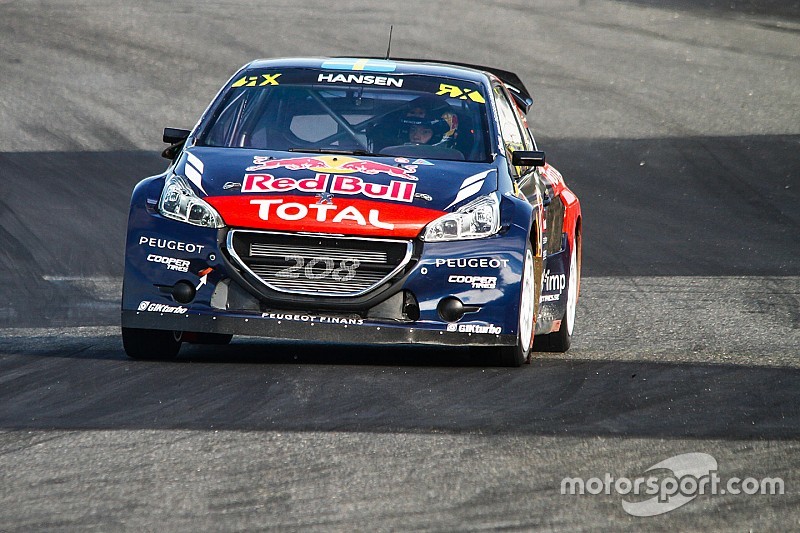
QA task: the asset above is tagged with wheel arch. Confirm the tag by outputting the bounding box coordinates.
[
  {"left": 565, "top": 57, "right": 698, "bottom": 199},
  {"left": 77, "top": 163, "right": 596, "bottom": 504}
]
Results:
[
  {"left": 527, "top": 205, "right": 545, "bottom": 332},
  {"left": 562, "top": 194, "right": 582, "bottom": 258}
]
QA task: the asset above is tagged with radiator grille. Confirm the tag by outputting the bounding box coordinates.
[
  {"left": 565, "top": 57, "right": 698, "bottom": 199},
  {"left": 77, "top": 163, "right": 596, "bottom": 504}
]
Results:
[{"left": 227, "top": 231, "right": 412, "bottom": 297}]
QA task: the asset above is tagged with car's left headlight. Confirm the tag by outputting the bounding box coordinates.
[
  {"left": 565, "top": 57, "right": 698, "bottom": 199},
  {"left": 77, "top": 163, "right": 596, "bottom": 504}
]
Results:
[
  {"left": 158, "top": 173, "right": 224, "bottom": 228},
  {"left": 422, "top": 193, "right": 500, "bottom": 242}
]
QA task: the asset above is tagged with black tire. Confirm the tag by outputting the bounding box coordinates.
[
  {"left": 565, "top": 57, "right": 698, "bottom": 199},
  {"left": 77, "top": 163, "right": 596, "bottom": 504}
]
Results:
[
  {"left": 122, "top": 327, "right": 183, "bottom": 360},
  {"left": 539, "top": 232, "right": 579, "bottom": 352},
  {"left": 498, "top": 343, "right": 526, "bottom": 367},
  {"left": 185, "top": 333, "right": 233, "bottom": 345},
  {"left": 537, "top": 311, "right": 571, "bottom": 352}
]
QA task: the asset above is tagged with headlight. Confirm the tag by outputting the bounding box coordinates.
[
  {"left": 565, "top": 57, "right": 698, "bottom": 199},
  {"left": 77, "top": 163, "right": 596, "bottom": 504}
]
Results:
[
  {"left": 158, "top": 174, "right": 224, "bottom": 228},
  {"left": 422, "top": 193, "right": 500, "bottom": 242}
]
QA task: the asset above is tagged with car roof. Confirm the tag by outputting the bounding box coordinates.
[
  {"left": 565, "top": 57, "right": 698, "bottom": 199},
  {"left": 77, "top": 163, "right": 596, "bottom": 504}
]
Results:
[{"left": 243, "top": 57, "right": 534, "bottom": 112}]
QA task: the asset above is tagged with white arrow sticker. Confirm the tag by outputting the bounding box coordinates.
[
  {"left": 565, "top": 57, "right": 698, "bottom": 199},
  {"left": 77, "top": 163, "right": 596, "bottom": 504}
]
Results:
[{"left": 445, "top": 169, "right": 495, "bottom": 210}]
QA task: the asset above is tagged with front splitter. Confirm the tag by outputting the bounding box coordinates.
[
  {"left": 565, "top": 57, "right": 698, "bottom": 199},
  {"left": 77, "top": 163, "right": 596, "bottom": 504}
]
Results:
[{"left": 121, "top": 310, "right": 516, "bottom": 347}]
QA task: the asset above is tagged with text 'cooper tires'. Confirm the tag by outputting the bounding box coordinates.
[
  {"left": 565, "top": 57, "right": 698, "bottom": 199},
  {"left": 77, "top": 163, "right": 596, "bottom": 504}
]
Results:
[{"left": 122, "top": 327, "right": 183, "bottom": 360}]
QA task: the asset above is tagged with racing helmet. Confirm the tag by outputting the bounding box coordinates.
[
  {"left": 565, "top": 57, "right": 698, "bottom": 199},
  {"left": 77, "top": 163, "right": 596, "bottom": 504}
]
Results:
[{"left": 398, "top": 96, "right": 459, "bottom": 148}]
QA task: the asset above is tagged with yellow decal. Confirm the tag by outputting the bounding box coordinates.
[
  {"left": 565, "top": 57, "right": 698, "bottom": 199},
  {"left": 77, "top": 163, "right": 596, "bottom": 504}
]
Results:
[
  {"left": 260, "top": 73, "right": 281, "bottom": 86},
  {"left": 352, "top": 58, "right": 370, "bottom": 71},
  {"left": 436, "top": 83, "right": 485, "bottom": 103},
  {"left": 231, "top": 73, "right": 281, "bottom": 87}
]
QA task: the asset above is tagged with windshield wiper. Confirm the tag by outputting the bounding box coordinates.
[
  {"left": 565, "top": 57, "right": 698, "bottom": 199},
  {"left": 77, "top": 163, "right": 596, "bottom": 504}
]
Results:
[{"left": 288, "top": 147, "right": 388, "bottom": 157}]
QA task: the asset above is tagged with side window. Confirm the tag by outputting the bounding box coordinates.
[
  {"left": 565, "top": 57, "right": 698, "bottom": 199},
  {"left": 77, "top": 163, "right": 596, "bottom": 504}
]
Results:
[
  {"left": 513, "top": 104, "right": 536, "bottom": 151},
  {"left": 493, "top": 85, "right": 526, "bottom": 176},
  {"left": 204, "top": 91, "right": 249, "bottom": 146},
  {"left": 203, "top": 89, "right": 274, "bottom": 148}
]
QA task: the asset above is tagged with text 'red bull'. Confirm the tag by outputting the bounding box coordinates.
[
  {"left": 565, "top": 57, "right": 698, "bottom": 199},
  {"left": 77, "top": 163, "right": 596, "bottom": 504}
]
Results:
[{"left": 242, "top": 173, "right": 416, "bottom": 202}]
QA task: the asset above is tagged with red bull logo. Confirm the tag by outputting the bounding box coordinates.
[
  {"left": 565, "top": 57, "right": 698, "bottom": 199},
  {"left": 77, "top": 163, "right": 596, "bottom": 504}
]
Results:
[
  {"left": 247, "top": 156, "right": 328, "bottom": 172},
  {"left": 242, "top": 155, "right": 418, "bottom": 203},
  {"left": 336, "top": 159, "right": 417, "bottom": 180},
  {"left": 242, "top": 174, "right": 415, "bottom": 202},
  {"left": 246, "top": 155, "right": 417, "bottom": 181}
]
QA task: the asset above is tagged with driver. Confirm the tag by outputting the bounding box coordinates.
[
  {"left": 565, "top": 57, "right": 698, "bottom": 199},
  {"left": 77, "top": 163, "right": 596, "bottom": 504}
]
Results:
[
  {"left": 409, "top": 123, "right": 434, "bottom": 144},
  {"left": 398, "top": 97, "right": 458, "bottom": 147}
]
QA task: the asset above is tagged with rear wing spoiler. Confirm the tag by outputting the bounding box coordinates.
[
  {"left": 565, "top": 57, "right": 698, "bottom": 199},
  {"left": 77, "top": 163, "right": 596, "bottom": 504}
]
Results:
[{"left": 355, "top": 57, "right": 534, "bottom": 112}]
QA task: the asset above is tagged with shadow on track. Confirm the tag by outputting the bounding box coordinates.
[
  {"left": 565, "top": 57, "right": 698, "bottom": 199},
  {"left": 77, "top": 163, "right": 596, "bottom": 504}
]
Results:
[
  {"left": 546, "top": 134, "right": 800, "bottom": 277},
  {"left": 1, "top": 334, "right": 798, "bottom": 440}
]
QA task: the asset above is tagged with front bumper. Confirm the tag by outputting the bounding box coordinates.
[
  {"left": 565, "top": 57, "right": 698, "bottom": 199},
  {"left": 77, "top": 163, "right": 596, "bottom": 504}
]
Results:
[{"left": 122, "top": 178, "right": 531, "bottom": 347}]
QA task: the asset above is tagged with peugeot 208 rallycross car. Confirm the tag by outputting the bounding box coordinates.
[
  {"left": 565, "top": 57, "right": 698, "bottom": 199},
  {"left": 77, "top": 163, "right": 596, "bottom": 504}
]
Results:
[{"left": 121, "top": 57, "right": 582, "bottom": 366}]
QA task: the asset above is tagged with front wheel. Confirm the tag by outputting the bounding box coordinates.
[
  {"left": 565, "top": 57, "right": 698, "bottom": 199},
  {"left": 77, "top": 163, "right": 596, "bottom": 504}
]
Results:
[
  {"left": 498, "top": 243, "right": 540, "bottom": 367},
  {"left": 122, "top": 327, "right": 183, "bottom": 360}
]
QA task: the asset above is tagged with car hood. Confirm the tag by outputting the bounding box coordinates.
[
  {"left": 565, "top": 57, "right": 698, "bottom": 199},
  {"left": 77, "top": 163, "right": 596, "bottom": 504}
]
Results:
[{"left": 177, "top": 147, "right": 498, "bottom": 238}]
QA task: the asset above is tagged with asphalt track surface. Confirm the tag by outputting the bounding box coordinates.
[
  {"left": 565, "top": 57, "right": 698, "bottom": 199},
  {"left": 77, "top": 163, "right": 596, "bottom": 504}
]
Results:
[{"left": 1, "top": 0, "right": 799, "bottom": 530}]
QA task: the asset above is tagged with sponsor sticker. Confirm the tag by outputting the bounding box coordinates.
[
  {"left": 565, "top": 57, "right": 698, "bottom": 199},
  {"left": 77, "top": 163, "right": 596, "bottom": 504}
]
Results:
[
  {"left": 139, "top": 236, "right": 205, "bottom": 254},
  {"left": 540, "top": 269, "right": 566, "bottom": 302},
  {"left": 448, "top": 275, "right": 497, "bottom": 289},
  {"left": 242, "top": 173, "right": 416, "bottom": 203},
  {"left": 231, "top": 73, "right": 281, "bottom": 87},
  {"left": 146, "top": 254, "right": 190, "bottom": 272},
  {"left": 321, "top": 58, "right": 397, "bottom": 72},
  {"left": 260, "top": 312, "right": 364, "bottom": 325},
  {"left": 434, "top": 258, "right": 510, "bottom": 269},
  {"left": 543, "top": 270, "right": 566, "bottom": 293},
  {"left": 184, "top": 152, "right": 207, "bottom": 195},
  {"left": 250, "top": 199, "right": 394, "bottom": 230},
  {"left": 246, "top": 155, "right": 417, "bottom": 181},
  {"left": 137, "top": 301, "right": 187, "bottom": 314},
  {"left": 445, "top": 169, "right": 494, "bottom": 209},
  {"left": 318, "top": 73, "right": 403, "bottom": 87},
  {"left": 446, "top": 323, "right": 502, "bottom": 334},
  {"left": 206, "top": 194, "right": 443, "bottom": 237},
  {"left": 436, "top": 83, "right": 485, "bottom": 103}
]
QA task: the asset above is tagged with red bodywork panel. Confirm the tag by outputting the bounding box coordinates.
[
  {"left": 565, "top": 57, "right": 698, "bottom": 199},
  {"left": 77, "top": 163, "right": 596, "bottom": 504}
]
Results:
[{"left": 206, "top": 194, "right": 444, "bottom": 238}]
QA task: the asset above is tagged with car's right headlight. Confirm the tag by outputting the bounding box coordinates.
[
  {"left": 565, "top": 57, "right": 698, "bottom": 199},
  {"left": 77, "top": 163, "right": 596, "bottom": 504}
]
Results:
[
  {"left": 421, "top": 193, "right": 500, "bottom": 242},
  {"left": 158, "top": 173, "right": 224, "bottom": 228}
]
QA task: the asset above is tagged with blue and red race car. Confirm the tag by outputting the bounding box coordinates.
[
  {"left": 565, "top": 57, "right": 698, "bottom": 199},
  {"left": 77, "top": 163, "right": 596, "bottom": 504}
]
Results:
[{"left": 121, "top": 57, "right": 582, "bottom": 366}]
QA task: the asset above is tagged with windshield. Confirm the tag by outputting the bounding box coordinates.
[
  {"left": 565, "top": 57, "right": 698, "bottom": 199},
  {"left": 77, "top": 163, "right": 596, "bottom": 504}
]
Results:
[{"left": 197, "top": 68, "right": 492, "bottom": 162}]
